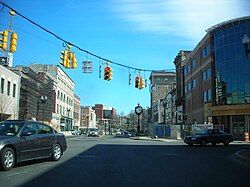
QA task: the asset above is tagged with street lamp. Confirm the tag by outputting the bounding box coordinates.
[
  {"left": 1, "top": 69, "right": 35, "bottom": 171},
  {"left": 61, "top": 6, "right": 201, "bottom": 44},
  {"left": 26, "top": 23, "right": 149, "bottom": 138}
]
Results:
[
  {"left": 135, "top": 103, "right": 143, "bottom": 135},
  {"left": 242, "top": 34, "right": 250, "bottom": 58},
  {"left": 40, "top": 96, "right": 47, "bottom": 123}
]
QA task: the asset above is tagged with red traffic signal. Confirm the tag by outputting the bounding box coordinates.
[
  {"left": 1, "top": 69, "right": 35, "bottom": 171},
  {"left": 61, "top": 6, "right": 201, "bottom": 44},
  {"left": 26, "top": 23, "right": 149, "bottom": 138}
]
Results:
[{"left": 135, "top": 76, "right": 140, "bottom": 88}]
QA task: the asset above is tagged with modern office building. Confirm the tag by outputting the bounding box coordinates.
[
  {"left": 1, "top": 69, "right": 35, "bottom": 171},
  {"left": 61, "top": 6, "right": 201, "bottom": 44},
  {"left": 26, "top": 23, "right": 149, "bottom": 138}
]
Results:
[
  {"left": 0, "top": 65, "right": 21, "bottom": 121},
  {"left": 179, "top": 16, "right": 250, "bottom": 139}
]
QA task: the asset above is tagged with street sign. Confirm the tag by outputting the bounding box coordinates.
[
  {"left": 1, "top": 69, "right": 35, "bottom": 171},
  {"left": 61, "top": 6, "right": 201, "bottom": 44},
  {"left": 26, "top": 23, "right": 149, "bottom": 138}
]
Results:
[{"left": 82, "top": 61, "right": 93, "bottom": 73}]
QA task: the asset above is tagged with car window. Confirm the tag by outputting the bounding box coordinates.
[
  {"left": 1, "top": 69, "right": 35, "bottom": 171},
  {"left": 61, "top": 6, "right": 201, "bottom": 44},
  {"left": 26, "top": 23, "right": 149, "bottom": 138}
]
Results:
[
  {"left": 0, "top": 123, "right": 22, "bottom": 136},
  {"left": 22, "top": 124, "right": 38, "bottom": 135},
  {"left": 36, "top": 123, "right": 54, "bottom": 134}
]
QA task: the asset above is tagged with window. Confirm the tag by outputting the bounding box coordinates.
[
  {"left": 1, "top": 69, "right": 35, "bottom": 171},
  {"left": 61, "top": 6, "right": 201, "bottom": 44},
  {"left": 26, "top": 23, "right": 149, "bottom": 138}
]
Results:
[
  {"left": 203, "top": 91, "right": 207, "bottom": 102},
  {"left": 191, "top": 59, "right": 196, "bottom": 69},
  {"left": 57, "top": 104, "right": 59, "bottom": 113},
  {"left": 7, "top": 81, "right": 11, "bottom": 95},
  {"left": 203, "top": 89, "right": 212, "bottom": 102},
  {"left": 21, "top": 124, "right": 38, "bottom": 135},
  {"left": 192, "top": 79, "right": 196, "bottom": 88},
  {"left": 57, "top": 91, "right": 60, "bottom": 99},
  {"left": 185, "top": 85, "right": 188, "bottom": 93},
  {"left": 202, "top": 68, "right": 211, "bottom": 81},
  {"left": 37, "top": 123, "right": 53, "bottom": 134},
  {"left": 188, "top": 82, "right": 192, "bottom": 91},
  {"left": 1, "top": 78, "right": 4, "bottom": 94},
  {"left": 13, "top": 84, "right": 16, "bottom": 97},
  {"left": 201, "top": 44, "right": 210, "bottom": 58}
]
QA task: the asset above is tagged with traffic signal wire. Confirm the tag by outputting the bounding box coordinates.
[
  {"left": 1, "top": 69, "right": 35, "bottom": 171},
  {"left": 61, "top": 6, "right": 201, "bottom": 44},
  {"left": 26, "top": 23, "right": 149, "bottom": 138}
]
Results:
[{"left": 0, "top": 1, "right": 175, "bottom": 73}]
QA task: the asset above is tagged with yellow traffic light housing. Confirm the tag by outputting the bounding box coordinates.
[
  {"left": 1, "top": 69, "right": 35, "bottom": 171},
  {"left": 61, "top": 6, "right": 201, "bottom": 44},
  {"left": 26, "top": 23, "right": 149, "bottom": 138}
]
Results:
[
  {"left": 71, "top": 53, "right": 77, "bottom": 69},
  {"left": 60, "top": 50, "right": 68, "bottom": 67},
  {"left": 10, "top": 32, "right": 18, "bottom": 52},
  {"left": 0, "top": 30, "right": 9, "bottom": 51},
  {"left": 139, "top": 77, "right": 145, "bottom": 89}
]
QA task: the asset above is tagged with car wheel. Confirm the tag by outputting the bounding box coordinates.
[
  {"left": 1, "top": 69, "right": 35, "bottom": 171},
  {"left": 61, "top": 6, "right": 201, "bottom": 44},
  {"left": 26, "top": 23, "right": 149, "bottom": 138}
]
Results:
[
  {"left": 224, "top": 139, "right": 229, "bottom": 146},
  {"left": 212, "top": 143, "right": 216, "bottom": 146},
  {"left": 51, "top": 143, "right": 62, "bottom": 161},
  {"left": 200, "top": 139, "right": 206, "bottom": 146},
  {"left": 0, "top": 147, "right": 15, "bottom": 171},
  {"left": 187, "top": 143, "right": 193, "bottom": 146}
]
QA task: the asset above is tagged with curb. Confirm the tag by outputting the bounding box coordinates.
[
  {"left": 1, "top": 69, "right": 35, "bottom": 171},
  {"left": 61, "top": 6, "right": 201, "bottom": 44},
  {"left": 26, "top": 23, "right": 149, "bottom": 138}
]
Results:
[
  {"left": 235, "top": 149, "right": 250, "bottom": 164},
  {"left": 130, "top": 137, "right": 179, "bottom": 143}
]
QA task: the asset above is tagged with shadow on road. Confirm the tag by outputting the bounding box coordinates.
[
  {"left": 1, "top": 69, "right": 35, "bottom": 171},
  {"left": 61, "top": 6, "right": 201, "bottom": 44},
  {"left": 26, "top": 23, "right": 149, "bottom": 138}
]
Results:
[{"left": 17, "top": 143, "right": 250, "bottom": 187}]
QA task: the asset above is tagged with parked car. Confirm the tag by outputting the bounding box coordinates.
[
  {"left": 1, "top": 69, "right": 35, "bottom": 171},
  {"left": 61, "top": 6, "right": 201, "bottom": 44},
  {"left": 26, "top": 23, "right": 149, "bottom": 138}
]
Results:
[
  {"left": 184, "top": 129, "right": 234, "bottom": 146},
  {"left": 87, "top": 128, "right": 99, "bottom": 137},
  {"left": 0, "top": 120, "right": 67, "bottom": 171}
]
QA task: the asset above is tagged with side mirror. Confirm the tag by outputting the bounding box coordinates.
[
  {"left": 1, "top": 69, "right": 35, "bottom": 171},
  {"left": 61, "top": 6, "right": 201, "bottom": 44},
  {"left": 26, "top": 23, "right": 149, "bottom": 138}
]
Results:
[{"left": 21, "top": 131, "right": 32, "bottom": 136}]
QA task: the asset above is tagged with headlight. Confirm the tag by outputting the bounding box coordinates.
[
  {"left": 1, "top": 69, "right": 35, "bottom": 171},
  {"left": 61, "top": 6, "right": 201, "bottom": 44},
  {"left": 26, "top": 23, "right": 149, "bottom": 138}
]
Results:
[{"left": 191, "top": 137, "right": 196, "bottom": 140}]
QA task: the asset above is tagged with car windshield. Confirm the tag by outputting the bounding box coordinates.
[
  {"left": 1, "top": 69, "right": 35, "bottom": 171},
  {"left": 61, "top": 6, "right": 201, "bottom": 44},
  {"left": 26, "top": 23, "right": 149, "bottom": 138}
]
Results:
[
  {"left": 193, "top": 129, "right": 210, "bottom": 135},
  {"left": 0, "top": 122, "right": 23, "bottom": 136}
]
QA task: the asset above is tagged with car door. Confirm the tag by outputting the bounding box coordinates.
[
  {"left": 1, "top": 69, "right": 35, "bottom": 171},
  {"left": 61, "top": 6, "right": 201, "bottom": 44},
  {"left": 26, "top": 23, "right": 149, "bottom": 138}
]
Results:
[
  {"left": 36, "top": 123, "right": 55, "bottom": 157},
  {"left": 19, "top": 123, "right": 41, "bottom": 161}
]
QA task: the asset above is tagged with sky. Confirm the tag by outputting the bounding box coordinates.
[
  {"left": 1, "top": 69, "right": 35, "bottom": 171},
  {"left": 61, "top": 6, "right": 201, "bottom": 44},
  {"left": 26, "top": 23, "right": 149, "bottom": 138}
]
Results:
[{"left": 0, "top": 0, "right": 249, "bottom": 115}]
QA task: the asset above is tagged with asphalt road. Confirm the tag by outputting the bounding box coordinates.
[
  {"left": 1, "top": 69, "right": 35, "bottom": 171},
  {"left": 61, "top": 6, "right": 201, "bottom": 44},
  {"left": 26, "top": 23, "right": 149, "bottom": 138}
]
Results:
[{"left": 0, "top": 135, "right": 249, "bottom": 187}]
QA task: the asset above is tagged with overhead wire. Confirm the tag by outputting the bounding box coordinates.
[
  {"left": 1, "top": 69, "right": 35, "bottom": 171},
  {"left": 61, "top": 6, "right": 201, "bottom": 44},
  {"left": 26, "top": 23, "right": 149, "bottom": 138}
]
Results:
[{"left": 0, "top": 1, "right": 175, "bottom": 73}]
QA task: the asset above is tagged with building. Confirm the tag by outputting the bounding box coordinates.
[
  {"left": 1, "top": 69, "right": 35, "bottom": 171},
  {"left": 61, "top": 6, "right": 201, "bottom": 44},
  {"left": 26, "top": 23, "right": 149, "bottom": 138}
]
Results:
[
  {"left": 149, "top": 71, "right": 176, "bottom": 124},
  {"left": 30, "top": 64, "right": 75, "bottom": 131},
  {"left": 73, "top": 94, "right": 81, "bottom": 130},
  {"left": 94, "top": 104, "right": 116, "bottom": 133},
  {"left": 10, "top": 66, "right": 54, "bottom": 124},
  {"left": 81, "top": 106, "right": 97, "bottom": 131},
  {"left": 179, "top": 16, "right": 250, "bottom": 140},
  {"left": 0, "top": 65, "right": 20, "bottom": 121}
]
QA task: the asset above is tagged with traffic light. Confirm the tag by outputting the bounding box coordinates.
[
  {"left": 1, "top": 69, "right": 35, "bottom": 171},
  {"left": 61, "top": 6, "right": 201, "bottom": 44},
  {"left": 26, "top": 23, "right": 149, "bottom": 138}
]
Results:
[
  {"left": 135, "top": 76, "right": 140, "bottom": 88},
  {"left": 0, "top": 30, "right": 8, "bottom": 51},
  {"left": 104, "top": 66, "right": 113, "bottom": 81},
  {"left": 60, "top": 50, "right": 68, "bottom": 67},
  {"left": 139, "top": 77, "right": 145, "bottom": 89},
  {"left": 10, "top": 32, "right": 18, "bottom": 52},
  {"left": 70, "top": 52, "right": 77, "bottom": 69},
  {"left": 71, "top": 53, "right": 77, "bottom": 69}
]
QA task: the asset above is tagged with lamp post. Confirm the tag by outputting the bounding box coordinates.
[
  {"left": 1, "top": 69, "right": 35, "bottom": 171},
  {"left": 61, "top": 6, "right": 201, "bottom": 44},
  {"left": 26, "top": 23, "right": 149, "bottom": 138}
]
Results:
[
  {"left": 40, "top": 96, "right": 47, "bottom": 123},
  {"left": 242, "top": 34, "right": 250, "bottom": 59},
  {"left": 135, "top": 103, "right": 143, "bottom": 135}
]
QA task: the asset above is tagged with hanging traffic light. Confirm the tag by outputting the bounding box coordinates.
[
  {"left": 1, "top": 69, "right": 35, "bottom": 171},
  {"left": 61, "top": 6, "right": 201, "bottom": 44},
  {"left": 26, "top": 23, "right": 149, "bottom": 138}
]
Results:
[
  {"left": 10, "top": 32, "right": 17, "bottom": 52},
  {"left": 70, "top": 52, "right": 77, "bottom": 69},
  {"left": 104, "top": 66, "right": 110, "bottom": 80},
  {"left": 135, "top": 76, "right": 140, "bottom": 88},
  {"left": 104, "top": 66, "right": 113, "bottom": 81},
  {"left": 60, "top": 50, "right": 68, "bottom": 67},
  {"left": 139, "top": 77, "right": 145, "bottom": 90},
  {"left": 0, "top": 30, "right": 8, "bottom": 51}
]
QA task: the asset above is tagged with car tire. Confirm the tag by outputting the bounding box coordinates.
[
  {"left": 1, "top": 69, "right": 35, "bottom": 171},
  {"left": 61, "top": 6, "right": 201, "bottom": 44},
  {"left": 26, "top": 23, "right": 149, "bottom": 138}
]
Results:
[
  {"left": 200, "top": 139, "right": 206, "bottom": 146},
  {"left": 224, "top": 139, "right": 229, "bottom": 146},
  {"left": 51, "top": 143, "right": 62, "bottom": 161},
  {"left": 187, "top": 143, "right": 193, "bottom": 146},
  {"left": 0, "top": 147, "right": 15, "bottom": 171},
  {"left": 212, "top": 143, "right": 216, "bottom": 146}
]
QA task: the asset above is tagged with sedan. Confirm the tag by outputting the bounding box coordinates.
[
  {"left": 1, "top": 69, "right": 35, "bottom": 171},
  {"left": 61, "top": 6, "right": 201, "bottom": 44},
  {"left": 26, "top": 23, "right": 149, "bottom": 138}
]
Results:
[
  {"left": 184, "top": 129, "right": 234, "bottom": 146},
  {"left": 0, "top": 120, "right": 67, "bottom": 171}
]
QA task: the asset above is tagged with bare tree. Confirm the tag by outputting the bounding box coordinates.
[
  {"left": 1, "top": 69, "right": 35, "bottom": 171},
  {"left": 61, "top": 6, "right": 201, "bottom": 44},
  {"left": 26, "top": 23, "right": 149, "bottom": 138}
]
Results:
[{"left": 0, "top": 95, "right": 11, "bottom": 121}]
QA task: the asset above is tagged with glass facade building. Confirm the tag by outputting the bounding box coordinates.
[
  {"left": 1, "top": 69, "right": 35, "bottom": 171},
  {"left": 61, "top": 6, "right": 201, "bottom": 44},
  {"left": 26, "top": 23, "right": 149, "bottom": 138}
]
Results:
[{"left": 214, "top": 21, "right": 250, "bottom": 105}]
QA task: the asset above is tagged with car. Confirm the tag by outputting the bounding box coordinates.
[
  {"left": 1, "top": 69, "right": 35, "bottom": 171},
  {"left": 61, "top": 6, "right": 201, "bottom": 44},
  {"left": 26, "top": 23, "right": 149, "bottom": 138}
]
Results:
[
  {"left": 87, "top": 128, "right": 99, "bottom": 137},
  {"left": 0, "top": 120, "right": 67, "bottom": 171},
  {"left": 184, "top": 129, "right": 234, "bottom": 146}
]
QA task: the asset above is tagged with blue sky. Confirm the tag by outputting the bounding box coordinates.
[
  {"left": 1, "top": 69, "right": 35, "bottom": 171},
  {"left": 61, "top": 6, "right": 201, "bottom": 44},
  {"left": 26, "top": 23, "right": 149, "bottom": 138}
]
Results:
[{"left": 0, "top": 0, "right": 249, "bottom": 115}]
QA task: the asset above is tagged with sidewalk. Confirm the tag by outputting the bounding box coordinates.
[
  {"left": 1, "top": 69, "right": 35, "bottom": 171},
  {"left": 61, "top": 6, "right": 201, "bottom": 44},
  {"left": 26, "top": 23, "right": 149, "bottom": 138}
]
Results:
[{"left": 130, "top": 136, "right": 180, "bottom": 143}]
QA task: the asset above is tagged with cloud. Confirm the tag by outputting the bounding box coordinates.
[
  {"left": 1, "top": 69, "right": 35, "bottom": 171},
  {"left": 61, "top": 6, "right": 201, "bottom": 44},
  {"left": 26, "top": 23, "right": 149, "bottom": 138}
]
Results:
[{"left": 111, "top": 0, "right": 249, "bottom": 42}]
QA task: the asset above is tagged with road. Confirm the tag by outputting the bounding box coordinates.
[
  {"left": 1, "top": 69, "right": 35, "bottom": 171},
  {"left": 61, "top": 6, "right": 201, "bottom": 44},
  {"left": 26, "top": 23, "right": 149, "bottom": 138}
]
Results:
[{"left": 0, "top": 135, "right": 249, "bottom": 187}]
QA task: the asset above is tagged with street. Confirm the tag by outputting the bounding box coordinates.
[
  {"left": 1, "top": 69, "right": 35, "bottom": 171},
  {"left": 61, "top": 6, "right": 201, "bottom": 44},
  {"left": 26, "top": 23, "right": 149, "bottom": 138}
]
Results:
[{"left": 0, "top": 135, "right": 249, "bottom": 187}]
